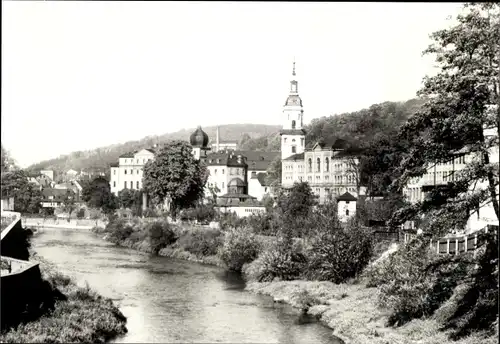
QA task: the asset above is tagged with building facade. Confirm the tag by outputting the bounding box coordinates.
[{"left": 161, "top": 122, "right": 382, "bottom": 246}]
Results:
[
  {"left": 280, "top": 63, "right": 362, "bottom": 204},
  {"left": 402, "top": 125, "right": 499, "bottom": 233}
]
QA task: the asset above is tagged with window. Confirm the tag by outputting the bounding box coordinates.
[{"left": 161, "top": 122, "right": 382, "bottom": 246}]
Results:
[
  {"left": 124, "top": 181, "right": 127, "bottom": 189},
  {"left": 215, "top": 169, "right": 218, "bottom": 175},
  {"left": 222, "top": 182, "right": 224, "bottom": 189},
  {"left": 113, "top": 170, "right": 116, "bottom": 175},
  {"left": 292, "top": 120, "right": 296, "bottom": 129},
  {"left": 308, "top": 158, "right": 312, "bottom": 172},
  {"left": 301, "top": 138, "right": 305, "bottom": 146},
  {"left": 136, "top": 181, "right": 139, "bottom": 189},
  {"left": 113, "top": 181, "right": 116, "bottom": 187},
  {"left": 316, "top": 158, "right": 321, "bottom": 172},
  {"left": 284, "top": 138, "right": 288, "bottom": 143},
  {"left": 222, "top": 169, "right": 225, "bottom": 174},
  {"left": 130, "top": 169, "right": 133, "bottom": 175},
  {"left": 130, "top": 181, "right": 134, "bottom": 189},
  {"left": 346, "top": 209, "right": 349, "bottom": 216},
  {"left": 137, "top": 169, "right": 139, "bottom": 174},
  {"left": 325, "top": 157, "right": 329, "bottom": 172},
  {"left": 291, "top": 146, "right": 296, "bottom": 153},
  {"left": 125, "top": 169, "right": 128, "bottom": 175}
]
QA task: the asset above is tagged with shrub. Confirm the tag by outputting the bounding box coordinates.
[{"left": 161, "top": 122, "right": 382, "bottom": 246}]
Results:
[
  {"left": 304, "top": 221, "right": 373, "bottom": 284},
  {"left": 108, "top": 223, "right": 134, "bottom": 244},
  {"left": 375, "top": 237, "right": 471, "bottom": 327},
  {"left": 244, "top": 236, "right": 307, "bottom": 282},
  {"left": 177, "top": 228, "right": 223, "bottom": 257},
  {"left": 146, "top": 220, "right": 176, "bottom": 254},
  {"left": 218, "top": 227, "right": 260, "bottom": 271},
  {"left": 76, "top": 208, "right": 86, "bottom": 219}
]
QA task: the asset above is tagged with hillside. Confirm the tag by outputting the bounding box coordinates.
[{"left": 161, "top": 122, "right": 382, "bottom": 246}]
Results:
[{"left": 27, "top": 124, "right": 281, "bottom": 173}]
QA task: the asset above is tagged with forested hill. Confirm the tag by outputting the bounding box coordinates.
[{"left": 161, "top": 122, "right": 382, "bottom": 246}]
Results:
[
  {"left": 304, "top": 98, "right": 426, "bottom": 148},
  {"left": 28, "top": 98, "right": 425, "bottom": 174},
  {"left": 27, "top": 124, "right": 281, "bottom": 173}
]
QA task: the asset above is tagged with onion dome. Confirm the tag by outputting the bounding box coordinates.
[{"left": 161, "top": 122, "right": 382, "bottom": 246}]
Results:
[{"left": 190, "top": 126, "right": 209, "bottom": 148}]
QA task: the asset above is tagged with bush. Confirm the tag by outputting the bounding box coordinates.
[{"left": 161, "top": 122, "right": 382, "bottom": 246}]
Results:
[
  {"left": 244, "top": 236, "right": 307, "bottom": 282},
  {"left": 218, "top": 227, "right": 261, "bottom": 271},
  {"left": 304, "top": 221, "right": 373, "bottom": 284},
  {"left": 146, "top": 220, "right": 176, "bottom": 254},
  {"left": 374, "top": 237, "right": 471, "bottom": 327},
  {"left": 76, "top": 208, "right": 86, "bottom": 219},
  {"left": 177, "top": 228, "right": 223, "bottom": 257}
]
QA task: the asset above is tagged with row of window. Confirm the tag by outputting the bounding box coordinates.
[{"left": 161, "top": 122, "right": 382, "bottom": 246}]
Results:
[
  {"left": 405, "top": 188, "right": 423, "bottom": 202},
  {"left": 244, "top": 208, "right": 264, "bottom": 213},
  {"left": 123, "top": 158, "right": 152, "bottom": 165},
  {"left": 307, "top": 158, "right": 352, "bottom": 173},
  {"left": 208, "top": 182, "right": 225, "bottom": 190},
  {"left": 408, "top": 171, "right": 457, "bottom": 185},
  {"left": 113, "top": 181, "right": 141, "bottom": 190},
  {"left": 305, "top": 175, "right": 356, "bottom": 184}
]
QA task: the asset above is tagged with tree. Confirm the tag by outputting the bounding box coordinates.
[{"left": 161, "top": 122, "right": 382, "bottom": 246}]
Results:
[
  {"left": 117, "top": 188, "right": 143, "bottom": 216},
  {"left": 385, "top": 4, "right": 499, "bottom": 338},
  {"left": 0, "top": 169, "right": 42, "bottom": 214},
  {"left": 391, "top": 3, "right": 499, "bottom": 235},
  {"left": 264, "top": 155, "right": 282, "bottom": 189},
  {"left": 1, "top": 145, "right": 15, "bottom": 173},
  {"left": 81, "top": 176, "right": 117, "bottom": 214},
  {"left": 276, "top": 181, "right": 318, "bottom": 237},
  {"left": 142, "top": 140, "right": 208, "bottom": 219},
  {"left": 62, "top": 190, "right": 76, "bottom": 217}
]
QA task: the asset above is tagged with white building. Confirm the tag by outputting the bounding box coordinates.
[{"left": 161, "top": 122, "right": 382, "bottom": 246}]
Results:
[
  {"left": 280, "top": 62, "right": 363, "bottom": 204},
  {"left": 337, "top": 192, "right": 358, "bottom": 223},
  {"left": 110, "top": 148, "right": 156, "bottom": 195},
  {"left": 402, "top": 125, "right": 499, "bottom": 233}
]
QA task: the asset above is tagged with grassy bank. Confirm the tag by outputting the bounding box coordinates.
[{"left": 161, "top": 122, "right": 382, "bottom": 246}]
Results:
[
  {"left": 0, "top": 255, "right": 127, "bottom": 343},
  {"left": 94, "top": 216, "right": 498, "bottom": 344},
  {"left": 246, "top": 280, "right": 498, "bottom": 344}
]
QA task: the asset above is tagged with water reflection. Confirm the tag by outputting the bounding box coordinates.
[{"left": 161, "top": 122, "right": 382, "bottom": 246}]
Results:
[{"left": 32, "top": 228, "right": 343, "bottom": 344}]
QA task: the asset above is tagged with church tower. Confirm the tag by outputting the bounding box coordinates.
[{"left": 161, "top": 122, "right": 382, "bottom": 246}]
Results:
[{"left": 280, "top": 61, "right": 306, "bottom": 160}]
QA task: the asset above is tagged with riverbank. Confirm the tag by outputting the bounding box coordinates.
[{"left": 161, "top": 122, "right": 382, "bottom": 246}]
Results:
[
  {"left": 0, "top": 254, "right": 127, "bottom": 343},
  {"left": 246, "top": 280, "right": 498, "bottom": 344},
  {"left": 92, "top": 220, "right": 497, "bottom": 344}
]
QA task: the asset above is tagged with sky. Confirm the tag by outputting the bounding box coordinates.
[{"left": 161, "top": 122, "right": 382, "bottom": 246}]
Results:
[{"left": 2, "top": 1, "right": 464, "bottom": 168}]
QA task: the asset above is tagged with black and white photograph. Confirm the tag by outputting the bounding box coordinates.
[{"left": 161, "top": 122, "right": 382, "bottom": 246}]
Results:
[{"left": 1, "top": 1, "right": 499, "bottom": 343}]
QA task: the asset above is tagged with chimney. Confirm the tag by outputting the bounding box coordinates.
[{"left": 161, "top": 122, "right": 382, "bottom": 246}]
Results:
[{"left": 216, "top": 126, "right": 220, "bottom": 153}]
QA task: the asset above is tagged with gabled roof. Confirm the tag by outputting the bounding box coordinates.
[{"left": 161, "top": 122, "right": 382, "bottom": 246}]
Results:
[
  {"left": 283, "top": 152, "right": 305, "bottom": 161},
  {"left": 280, "top": 129, "right": 306, "bottom": 136},
  {"left": 337, "top": 192, "right": 357, "bottom": 202},
  {"left": 311, "top": 138, "right": 348, "bottom": 150}
]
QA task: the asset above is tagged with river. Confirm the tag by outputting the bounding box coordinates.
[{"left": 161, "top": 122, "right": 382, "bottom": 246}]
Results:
[{"left": 31, "top": 227, "right": 343, "bottom": 344}]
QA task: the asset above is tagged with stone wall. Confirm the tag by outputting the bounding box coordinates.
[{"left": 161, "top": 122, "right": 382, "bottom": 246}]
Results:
[{"left": 0, "top": 257, "right": 47, "bottom": 330}]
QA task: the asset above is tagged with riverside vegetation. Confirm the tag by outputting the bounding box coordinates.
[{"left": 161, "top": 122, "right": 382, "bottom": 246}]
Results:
[
  {"left": 94, "top": 179, "right": 498, "bottom": 344},
  {"left": 0, "top": 232, "right": 127, "bottom": 343}
]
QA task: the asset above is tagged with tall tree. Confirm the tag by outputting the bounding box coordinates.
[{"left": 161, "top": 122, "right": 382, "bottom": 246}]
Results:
[
  {"left": 62, "top": 190, "right": 76, "bottom": 216},
  {"left": 1, "top": 145, "right": 17, "bottom": 173},
  {"left": 1, "top": 169, "right": 42, "bottom": 213},
  {"left": 391, "top": 3, "right": 499, "bottom": 235},
  {"left": 142, "top": 140, "right": 208, "bottom": 219},
  {"left": 81, "top": 176, "right": 117, "bottom": 214}
]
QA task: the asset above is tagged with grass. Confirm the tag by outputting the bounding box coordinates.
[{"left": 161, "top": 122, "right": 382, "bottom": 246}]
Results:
[
  {"left": 246, "top": 280, "right": 498, "bottom": 344},
  {"left": 0, "top": 256, "right": 127, "bottom": 343}
]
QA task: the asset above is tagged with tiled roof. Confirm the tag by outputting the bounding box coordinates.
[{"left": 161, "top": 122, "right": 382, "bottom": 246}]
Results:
[
  {"left": 42, "top": 188, "right": 75, "bottom": 199},
  {"left": 283, "top": 152, "right": 305, "bottom": 161},
  {"left": 110, "top": 162, "right": 119, "bottom": 167},
  {"left": 337, "top": 192, "right": 357, "bottom": 202},
  {"left": 280, "top": 129, "right": 307, "bottom": 136},
  {"left": 204, "top": 150, "right": 279, "bottom": 171}
]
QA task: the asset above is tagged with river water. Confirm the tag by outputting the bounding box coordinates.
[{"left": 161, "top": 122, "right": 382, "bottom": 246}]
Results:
[{"left": 31, "top": 228, "right": 343, "bottom": 344}]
